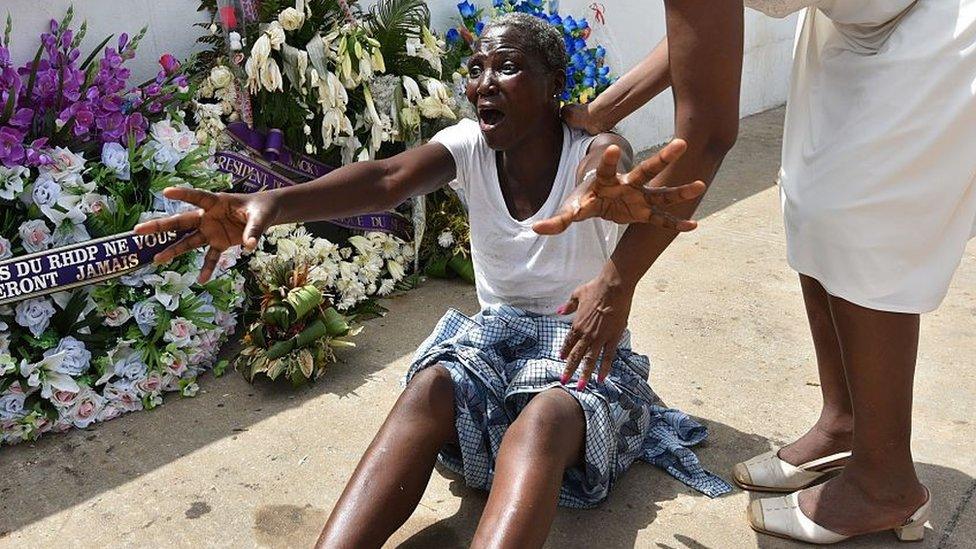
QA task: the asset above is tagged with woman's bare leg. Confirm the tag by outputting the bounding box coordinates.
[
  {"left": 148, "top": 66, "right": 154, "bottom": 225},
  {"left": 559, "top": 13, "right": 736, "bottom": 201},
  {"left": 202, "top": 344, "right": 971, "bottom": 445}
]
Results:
[
  {"left": 778, "top": 275, "right": 853, "bottom": 465},
  {"left": 470, "top": 389, "right": 586, "bottom": 549},
  {"left": 798, "top": 296, "right": 928, "bottom": 534},
  {"left": 316, "top": 366, "right": 457, "bottom": 549}
]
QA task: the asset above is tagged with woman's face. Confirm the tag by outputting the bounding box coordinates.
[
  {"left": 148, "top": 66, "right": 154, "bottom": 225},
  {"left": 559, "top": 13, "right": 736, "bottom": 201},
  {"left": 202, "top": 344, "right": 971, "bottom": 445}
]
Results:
[{"left": 465, "top": 26, "right": 564, "bottom": 150}]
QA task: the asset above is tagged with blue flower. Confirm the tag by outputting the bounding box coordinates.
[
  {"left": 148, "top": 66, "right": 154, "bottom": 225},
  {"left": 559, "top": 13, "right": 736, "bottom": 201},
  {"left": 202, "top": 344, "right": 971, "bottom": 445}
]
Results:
[
  {"left": 458, "top": 1, "right": 477, "bottom": 18},
  {"left": 571, "top": 52, "right": 586, "bottom": 69},
  {"left": 446, "top": 28, "right": 461, "bottom": 45},
  {"left": 564, "top": 15, "right": 577, "bottom": 31},
  {"left": 474, "top": 20, "right": 485, "bottom": 35},
  {"left": 583, "top": 76, "right": 595, "bottom": 88},
  {"left": 599, "top": 66, "right": 610, "bottom": 76},
  {"left": 596, "top": 45, "right": 606, "bottom": 59},
  {"left": 574, "top": 38, "right": 586, "bottom": 51},
  {"left": 492, "top": 0, "right": 505, "bottom": 7},
  {"left": 548, "top": 14, "right": 563, "bottom": 26},
  {"left": 584, "top": 65, "right": 597, "bottom": 78}
]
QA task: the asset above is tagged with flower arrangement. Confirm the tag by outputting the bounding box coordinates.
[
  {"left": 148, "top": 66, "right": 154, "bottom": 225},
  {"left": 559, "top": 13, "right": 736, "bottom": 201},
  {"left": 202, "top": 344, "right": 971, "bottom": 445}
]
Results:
[
  {"left": 447, "top": 0, "right": 614, "bottom": 104},
  {"left": 194, "top": 0, "right": 461, "bottom": 162},
  {"left": 239, "top": 224, "right": 413, "bottom": 382},
  {"left": 0, "top": 10, "right": 245, "bottom": 444},
  {"left": 190, "top": 1, "right": 473, "bottom": 374}
]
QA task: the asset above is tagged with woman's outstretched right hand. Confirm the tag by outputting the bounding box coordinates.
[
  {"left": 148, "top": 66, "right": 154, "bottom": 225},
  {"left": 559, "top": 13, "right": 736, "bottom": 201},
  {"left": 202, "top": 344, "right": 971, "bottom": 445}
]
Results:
[{"left": 133, "top": 187, "right": 279, "bottom": 283}]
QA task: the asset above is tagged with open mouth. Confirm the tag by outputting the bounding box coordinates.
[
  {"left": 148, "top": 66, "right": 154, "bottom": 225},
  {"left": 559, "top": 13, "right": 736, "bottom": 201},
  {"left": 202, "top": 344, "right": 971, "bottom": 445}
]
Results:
[{"left": 478, "top": 107, "right": 506, "bottom": 129}]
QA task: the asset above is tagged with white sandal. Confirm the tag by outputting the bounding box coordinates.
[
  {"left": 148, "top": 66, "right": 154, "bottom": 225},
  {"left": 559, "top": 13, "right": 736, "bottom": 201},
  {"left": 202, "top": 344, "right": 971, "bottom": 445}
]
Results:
[
  {"left": 733, "top": 450, "right": 851, "bottom": 492},
  {"left": 747, "top": 488, "right": 932, "bottom": 544}
]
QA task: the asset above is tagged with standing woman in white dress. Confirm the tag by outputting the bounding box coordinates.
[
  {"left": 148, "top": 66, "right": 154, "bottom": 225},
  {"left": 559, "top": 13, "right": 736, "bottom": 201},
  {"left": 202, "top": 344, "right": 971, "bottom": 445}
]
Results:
[{"left": 540, "top": 0, "right": 976, "bottom": 543}]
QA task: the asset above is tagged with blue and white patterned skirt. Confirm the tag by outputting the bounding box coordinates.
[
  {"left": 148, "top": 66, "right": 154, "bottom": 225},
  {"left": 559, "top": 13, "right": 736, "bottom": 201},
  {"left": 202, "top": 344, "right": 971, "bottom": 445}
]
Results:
[{"left": 404, "top": 306, "right": 731, "bottom": 508}]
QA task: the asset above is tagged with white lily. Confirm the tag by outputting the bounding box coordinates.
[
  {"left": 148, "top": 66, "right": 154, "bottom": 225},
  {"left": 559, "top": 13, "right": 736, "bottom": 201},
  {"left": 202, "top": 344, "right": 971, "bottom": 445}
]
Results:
[
  {"left": 145, "top": 271, "right": 196, "bottom": 311},
  {"left": 387, "top": 259, "right": 405, "bottom": 282},
  {"left": 251, "top": 34, "right": 271, "bottom": 65},
  {"left": 266, "top": 21, "right": 286, "bottom": 50},
  {"left": 402, "top": 76, "right": 423, "bottom": 105},
  {"left": 21, "top": 352, "right": 78, "bottom": 400},
  {"left": 261, "top": 58, "right": 284, "bottom": 92}
]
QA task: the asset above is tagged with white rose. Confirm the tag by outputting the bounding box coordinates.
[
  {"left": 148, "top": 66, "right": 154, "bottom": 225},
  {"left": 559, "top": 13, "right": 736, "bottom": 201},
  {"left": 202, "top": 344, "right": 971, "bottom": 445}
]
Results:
[
  {"left": 171, "top": 130, "right": 198, "bottom": 155},
  {"left": 18, "top": 219, "right": 52, "bottom": 253},
  {"left": 80, "top": 193, "right": 113, "bottom": 216},
  {"left": 100, "top": 142, "right": 131, "bottom": 180},
  {"left": 68, "top": 389, "right": 105, "bottom": 429},
  {"left": 209, "top": 65, "right": 234, "bottom": 88},
  {"left": 31, "top": 175, "right": 62, "bottom": 209},
  {"left": 103, "top": 306, "right": 131, "bottom": 327},
  {"left": 278, "top": 7, "right": 306, "bottom": 31},
  {"left": 0, "top": 236, "right": 11, "bottom": 260}
]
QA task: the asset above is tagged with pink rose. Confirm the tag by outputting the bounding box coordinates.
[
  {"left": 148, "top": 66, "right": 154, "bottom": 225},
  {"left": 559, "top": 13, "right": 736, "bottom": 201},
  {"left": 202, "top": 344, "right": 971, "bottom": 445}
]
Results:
[
  {"left": 159, "top": 53, "right": 180, "bottom": 75},
  {"left": 136, "top": 372, "right": 162, "bottom": 397},
  {"left": 51, "top": 389, "right": 79, "bottom": 408}
]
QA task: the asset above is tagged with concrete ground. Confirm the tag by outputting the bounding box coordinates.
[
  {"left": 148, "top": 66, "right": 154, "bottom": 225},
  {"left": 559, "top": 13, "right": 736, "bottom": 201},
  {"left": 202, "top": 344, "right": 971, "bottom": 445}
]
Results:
[{"left": 1, "top": 107, "right": 974, "bottom": 548}]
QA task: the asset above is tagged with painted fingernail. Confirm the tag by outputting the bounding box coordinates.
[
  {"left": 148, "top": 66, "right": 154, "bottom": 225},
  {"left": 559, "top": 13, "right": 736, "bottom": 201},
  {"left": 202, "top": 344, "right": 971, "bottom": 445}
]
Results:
[
  {"left": 556, "top": 305, "right": 567, "bottom": 315},
  {"left": 576, "top": 378, "right": 587, "bottom": 391},
  {"left": 560, "top": 372, "right": 570, "bottom": 385}
]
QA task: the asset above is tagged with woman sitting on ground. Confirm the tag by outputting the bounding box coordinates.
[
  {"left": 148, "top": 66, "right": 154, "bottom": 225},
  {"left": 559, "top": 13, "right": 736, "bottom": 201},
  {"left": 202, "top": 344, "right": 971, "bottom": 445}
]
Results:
[{"left": 136, "top": 14, "right": 723, "bottom": 548}]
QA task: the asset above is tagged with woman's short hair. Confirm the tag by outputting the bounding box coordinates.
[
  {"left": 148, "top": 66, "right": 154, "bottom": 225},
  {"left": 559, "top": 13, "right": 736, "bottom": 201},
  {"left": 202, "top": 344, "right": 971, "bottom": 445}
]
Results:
[{"left": 481, "top": 13, "right": 569, "bottom": 77}]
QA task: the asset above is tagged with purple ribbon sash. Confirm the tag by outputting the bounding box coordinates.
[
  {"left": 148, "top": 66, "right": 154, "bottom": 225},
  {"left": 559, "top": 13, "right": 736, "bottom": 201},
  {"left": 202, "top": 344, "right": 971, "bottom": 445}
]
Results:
[
  {"left": 0, "top": 230, "right": 189, "bottom": 306},
  {"left": 217, "top": 124, "right": 414, "bottom": 240},
  {"left": 224, "top": 122, "right": 334, "bottom": 182}
]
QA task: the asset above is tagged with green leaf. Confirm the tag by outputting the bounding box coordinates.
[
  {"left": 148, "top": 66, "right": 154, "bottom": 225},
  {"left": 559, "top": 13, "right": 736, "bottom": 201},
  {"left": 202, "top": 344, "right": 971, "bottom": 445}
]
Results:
[
  {"left": 80, "top": 34, "right": 116, "bottom": 71},
  {"left": 212, "top": 359, "right": 229, "bottom": 377},
  {"left": 448, "top": 254, "right": 476, "bottom": 284},
  {"left": 295, "top": 318, "right": 328, "bottom": 348},
  {"left": 424, "top": 255, "right": 452, "bottom": 279},
  {"left": 285, "top": 285, "right": 323, "bottom": 322},
  {"left": 51, "top": 290, "right": 88, "bottom": 335},
  {"left": 321, "top": 307, "right": 350, "bottom": 337}
]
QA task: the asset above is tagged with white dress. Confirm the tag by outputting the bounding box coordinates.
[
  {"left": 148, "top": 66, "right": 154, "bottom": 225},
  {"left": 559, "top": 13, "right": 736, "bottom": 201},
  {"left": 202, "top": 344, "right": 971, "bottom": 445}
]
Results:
[{"left": 746, "top": 0, "right": 976, "bottom": 313}]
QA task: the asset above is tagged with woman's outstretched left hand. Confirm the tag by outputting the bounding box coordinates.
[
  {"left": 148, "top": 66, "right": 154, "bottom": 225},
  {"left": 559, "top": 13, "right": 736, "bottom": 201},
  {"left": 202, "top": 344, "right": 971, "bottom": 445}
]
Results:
[
  {"left": 533, "top": 141, "right": 706, "bottom": 235},
  {"left": 558, "top": 273, "right": 634, "bottom": 390}
]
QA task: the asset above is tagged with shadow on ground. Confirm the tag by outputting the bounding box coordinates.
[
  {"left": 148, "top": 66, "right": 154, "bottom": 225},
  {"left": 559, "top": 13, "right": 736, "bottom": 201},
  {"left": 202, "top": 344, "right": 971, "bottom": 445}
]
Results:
[
  {"left": 396, "top": 419, "right": 775, "bottom": 549},
  {"left": 638, "top": 107, "right": 785, "bottom": 220},
  {"left": 394, "top": 459, "right": 976, "bottom": 549}
]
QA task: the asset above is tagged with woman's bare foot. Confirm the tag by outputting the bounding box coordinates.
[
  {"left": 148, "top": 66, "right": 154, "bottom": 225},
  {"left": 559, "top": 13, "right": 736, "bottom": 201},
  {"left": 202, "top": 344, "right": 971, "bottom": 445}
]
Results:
[
  {"left": 777, "top": 414, "right": 853, "bottom": 467},
  {"left": 797, "top": 470, "right": 928, "bottom": 536}
]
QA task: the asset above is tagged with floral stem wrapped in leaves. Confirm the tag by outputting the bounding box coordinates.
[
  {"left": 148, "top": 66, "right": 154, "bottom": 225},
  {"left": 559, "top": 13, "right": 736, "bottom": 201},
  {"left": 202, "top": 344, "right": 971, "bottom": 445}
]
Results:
[
  {"left": 240, "top": 224, "right": 414, "bottom": 383},
  {"left": 0, "top": 10, "right": 245, "bottom": 444}
]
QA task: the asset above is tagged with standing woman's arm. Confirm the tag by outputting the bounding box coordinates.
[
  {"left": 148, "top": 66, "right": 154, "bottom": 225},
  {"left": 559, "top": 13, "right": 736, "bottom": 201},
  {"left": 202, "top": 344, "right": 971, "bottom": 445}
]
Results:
[{"left": 555, "top": 1, "right": 745, "bottom": 385}]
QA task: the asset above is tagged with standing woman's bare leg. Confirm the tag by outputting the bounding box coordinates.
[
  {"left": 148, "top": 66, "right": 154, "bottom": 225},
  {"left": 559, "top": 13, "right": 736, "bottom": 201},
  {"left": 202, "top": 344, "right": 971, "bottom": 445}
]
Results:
[
  {"left": 470, "top": 389, "right": 586, "bottom": 549},
  {"left": 316, "top": 366, "right": 457, "bottom": 549},
  {"left": 798, "top": 297, "right": 928, "bottom": 533},
  {"left": 778, "top": 275, "right": 854, "bottom": 465}
]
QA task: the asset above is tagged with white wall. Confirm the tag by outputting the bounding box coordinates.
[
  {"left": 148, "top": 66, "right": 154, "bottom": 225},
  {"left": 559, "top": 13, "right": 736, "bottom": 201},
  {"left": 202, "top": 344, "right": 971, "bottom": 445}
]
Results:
[
  {"left": 4, "top": 0, "right": 208, "bottom": 82},
  {"left": 5, "top": 0, "right": 796, "bottom": 151}
]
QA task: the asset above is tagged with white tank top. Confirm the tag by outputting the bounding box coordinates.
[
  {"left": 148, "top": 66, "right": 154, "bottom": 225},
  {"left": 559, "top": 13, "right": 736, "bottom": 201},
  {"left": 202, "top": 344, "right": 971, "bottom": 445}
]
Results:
[{"left": 431, "top": 119, "right": 623, "bottom": 316}]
